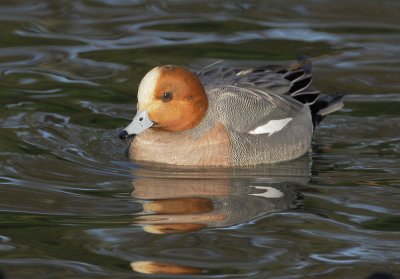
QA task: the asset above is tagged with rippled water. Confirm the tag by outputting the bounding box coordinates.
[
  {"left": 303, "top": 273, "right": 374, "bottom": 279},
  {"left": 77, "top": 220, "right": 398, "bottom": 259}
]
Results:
[{"left": 1, "top": 1, "right": 400, "bottom": 278}]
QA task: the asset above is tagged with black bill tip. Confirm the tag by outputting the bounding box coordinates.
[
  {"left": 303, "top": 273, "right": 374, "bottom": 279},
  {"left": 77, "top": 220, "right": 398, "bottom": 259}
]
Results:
[{"left": 118, "top": 130, "right": 129, "bottom": 140}]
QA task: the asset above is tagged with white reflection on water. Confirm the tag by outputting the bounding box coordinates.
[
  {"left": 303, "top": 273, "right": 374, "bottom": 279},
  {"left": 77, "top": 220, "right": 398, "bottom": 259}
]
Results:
[{"left": 265, "top": 28, "right": 340, "bottom": 42}]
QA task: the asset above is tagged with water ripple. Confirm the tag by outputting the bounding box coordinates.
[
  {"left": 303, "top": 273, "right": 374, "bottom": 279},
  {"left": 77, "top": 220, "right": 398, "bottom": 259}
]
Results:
[{"left": 1, "top": 1, "right": 400, "bottom": 278}]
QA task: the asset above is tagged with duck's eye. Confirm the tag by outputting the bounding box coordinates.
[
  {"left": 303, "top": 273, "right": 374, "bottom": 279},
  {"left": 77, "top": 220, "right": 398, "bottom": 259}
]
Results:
[{"left": 161, "top": 91, "right": 173, "bottom": 102}]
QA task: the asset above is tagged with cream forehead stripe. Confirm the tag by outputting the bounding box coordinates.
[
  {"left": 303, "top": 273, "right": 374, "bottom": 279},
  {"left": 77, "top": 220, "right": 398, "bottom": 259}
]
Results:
[{"left": 137, "top": 67, "right": 161, "bottom": 108}]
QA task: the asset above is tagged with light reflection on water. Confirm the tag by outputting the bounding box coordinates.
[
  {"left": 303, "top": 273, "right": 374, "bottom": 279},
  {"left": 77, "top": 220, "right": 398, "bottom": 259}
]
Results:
[{"left": 0, "top": 0, "right": 400, "bottom": 278}]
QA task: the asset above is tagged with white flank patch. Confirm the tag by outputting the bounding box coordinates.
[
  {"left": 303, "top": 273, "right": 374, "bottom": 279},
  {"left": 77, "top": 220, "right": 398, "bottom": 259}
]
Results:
[
  {"left": 250, "top": 186, "right": 284, "bottom": 198},
  {"left": 249, "top": 117, "right": 292, "bottom": 135},
  {"left": 137, "top": 67, "right": 160, "bottom": 108}
]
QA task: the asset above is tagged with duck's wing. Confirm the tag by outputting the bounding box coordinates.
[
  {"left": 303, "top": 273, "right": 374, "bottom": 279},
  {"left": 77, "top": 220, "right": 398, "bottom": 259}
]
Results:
[
  {"left": 209, "top": 85, "right": 308, "bottom": 134},
  {"left": 198, "top": 66, "right": 289, "bottom": 94},
  {"left": 197, "top": 57, "right": 314, "bottom": 97},
  {"left": 200, "top": 57, "right": 344, "bottom": 128}
]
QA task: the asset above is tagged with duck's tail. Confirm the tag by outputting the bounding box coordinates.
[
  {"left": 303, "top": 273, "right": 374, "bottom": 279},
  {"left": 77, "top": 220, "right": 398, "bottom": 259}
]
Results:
[
  {"left": 309, "top": 93, "right": 345, "bottom": 127},
  {"left": 279, "top": 55, "right": 345, "bottom": 128}
]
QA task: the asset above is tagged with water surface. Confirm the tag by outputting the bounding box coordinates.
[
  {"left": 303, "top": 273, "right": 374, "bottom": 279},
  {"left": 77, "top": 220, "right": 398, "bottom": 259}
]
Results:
[{"left": 0, "top": 1, "right": 400, "bottom": 278}]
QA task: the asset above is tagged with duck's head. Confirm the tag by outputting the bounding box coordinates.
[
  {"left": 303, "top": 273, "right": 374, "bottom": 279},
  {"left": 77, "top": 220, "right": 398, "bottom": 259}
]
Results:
[{"left": 119, "top": 65, "right": 208, "bottom": 140}]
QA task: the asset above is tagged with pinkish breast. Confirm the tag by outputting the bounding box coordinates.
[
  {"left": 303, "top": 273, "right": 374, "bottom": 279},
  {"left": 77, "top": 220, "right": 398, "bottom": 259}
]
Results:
[{"left": 129, "top": 122, "right": 230, "bottom": 166}]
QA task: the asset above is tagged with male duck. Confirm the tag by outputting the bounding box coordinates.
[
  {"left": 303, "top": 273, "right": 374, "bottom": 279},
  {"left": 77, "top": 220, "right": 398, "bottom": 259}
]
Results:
[{"left": 119, "top": 58, "right": 343, "bottom": 166}]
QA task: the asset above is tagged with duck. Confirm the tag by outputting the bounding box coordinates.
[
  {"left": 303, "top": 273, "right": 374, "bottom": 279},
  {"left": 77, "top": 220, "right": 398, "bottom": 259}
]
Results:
[{"left": 118, "top": 57, "right": 344, "bottom": 166}]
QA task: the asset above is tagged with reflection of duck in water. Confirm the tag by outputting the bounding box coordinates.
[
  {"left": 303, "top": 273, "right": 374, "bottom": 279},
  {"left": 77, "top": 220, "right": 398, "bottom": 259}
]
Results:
[
  {"left": 133, "top": 181, "right": 301, "bottom": 234},
  {"left": 130, "top": 157, "right": 310, "bottom": 275},
  {"left": 131, "top": 156, "right": 310, "bottom": 234}
]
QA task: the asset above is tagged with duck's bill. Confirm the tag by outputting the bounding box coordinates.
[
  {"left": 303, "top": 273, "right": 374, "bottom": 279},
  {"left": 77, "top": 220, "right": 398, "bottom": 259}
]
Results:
[{"left": 119, "top": 110, "right": 154, "bottom": 140}]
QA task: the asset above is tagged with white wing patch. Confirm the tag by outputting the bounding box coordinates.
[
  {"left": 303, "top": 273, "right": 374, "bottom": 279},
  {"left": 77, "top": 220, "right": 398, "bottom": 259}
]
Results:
[
  {"left": 249, "top": 117, "right": 292, "bottom": 135},
  {"left": 249, "top": 186, "right": 284, "bottom": 198}
]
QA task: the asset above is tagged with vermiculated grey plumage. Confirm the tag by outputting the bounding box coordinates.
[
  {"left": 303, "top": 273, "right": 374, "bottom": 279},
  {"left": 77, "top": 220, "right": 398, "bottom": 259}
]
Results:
[{"left": 189, "top": 58, "right": 344, "bottom": 165}]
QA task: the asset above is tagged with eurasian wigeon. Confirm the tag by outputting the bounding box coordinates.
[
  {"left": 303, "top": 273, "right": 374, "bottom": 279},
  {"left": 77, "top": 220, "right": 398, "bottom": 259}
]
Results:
[{"left": 119, "top": 58, "right": 344, "bottom": 166}]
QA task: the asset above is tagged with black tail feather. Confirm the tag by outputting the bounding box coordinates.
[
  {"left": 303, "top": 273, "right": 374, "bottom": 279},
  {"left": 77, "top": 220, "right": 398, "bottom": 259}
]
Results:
[
  {"left": 310, "top": 94, "right": 345, "bottom": 127},
  {"left": 289, "top": 76, "right": 312, "bottom": 94},
  {"left": 292, "top": 91, "right": 320, "bottom": 104},
  {"left": 278, "top": 56, "right": 345, "bottom": 128},
  {"left": 280, "top": 56, "right": 313, "bottom": 95}
]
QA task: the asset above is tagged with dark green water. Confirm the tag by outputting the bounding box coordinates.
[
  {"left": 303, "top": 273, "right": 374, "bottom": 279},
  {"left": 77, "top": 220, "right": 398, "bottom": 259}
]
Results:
[{"left": 1, "top": 1, "right": 399, "bottom": 278}]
